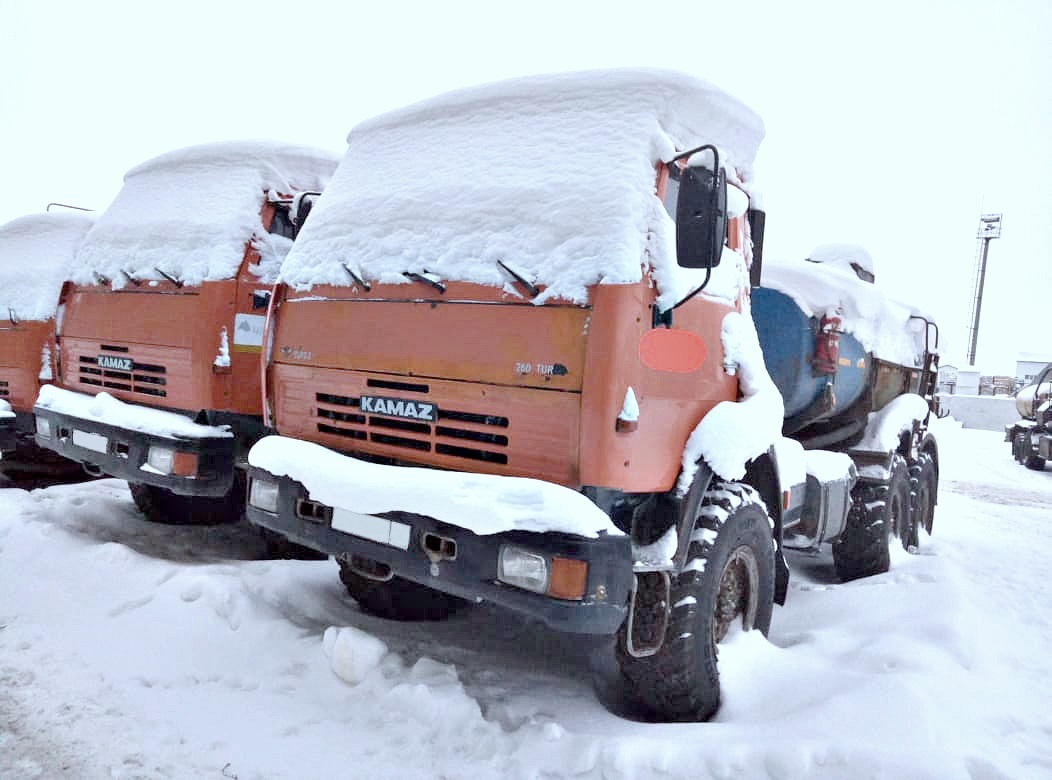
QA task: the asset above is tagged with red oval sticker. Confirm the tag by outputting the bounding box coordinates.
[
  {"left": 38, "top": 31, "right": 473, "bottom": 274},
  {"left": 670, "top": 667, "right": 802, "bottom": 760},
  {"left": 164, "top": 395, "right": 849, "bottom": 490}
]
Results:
[{"left": 638, "top": 329, "right": 707, "bottom": 373}]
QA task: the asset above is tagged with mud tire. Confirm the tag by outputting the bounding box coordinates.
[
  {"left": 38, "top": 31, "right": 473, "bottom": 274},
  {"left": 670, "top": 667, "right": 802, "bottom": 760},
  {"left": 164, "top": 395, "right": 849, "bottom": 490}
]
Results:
[
  {"left": 615, "top": 481, "right": 775, "bottom": 722},
  {"left": 909, "top": 451, "right": 937, "bottom": 538},
  {"left": 258, "top": 526, "right": 328, "bottom": 560},
  {"left": 886, "top": 456, "right": 912, "bottom": 551},
  {"left": 1023, "top": 453, "right": 1047, "bottom": 471},
  {"left": 128, "top": 481, "right": 242, "bottom": 526},
  {"left": 1013, "top": 432, "right": 1027, "bottom": 463},
  {"left": 337, "top": 558, "right": 469, "bottom": 621},
  {"left": 833, "top": 454, "right": 909, "bottom": 580}
]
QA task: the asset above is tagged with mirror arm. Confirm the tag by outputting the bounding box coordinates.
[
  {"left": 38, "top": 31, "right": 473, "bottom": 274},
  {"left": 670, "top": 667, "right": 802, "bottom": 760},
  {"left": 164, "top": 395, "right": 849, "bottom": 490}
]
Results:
[
  {"left": 667, "top": 143, "right": 720, "bottom": 171},
  {"left": 671, "top": 268, "right": 713, "bottom": 312}
]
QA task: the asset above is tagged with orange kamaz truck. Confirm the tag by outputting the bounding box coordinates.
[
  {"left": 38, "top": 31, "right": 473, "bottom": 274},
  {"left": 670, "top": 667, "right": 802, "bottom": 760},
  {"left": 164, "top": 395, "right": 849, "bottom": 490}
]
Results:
[
  {"left": 244, "top": 70, "right": 939, "bottom": 720},
  {"left": 0, "top": 212, "right": 94, "bottom": 478},
  {"left": 33, "top": 141, "right": 337, "bottom": 523}
]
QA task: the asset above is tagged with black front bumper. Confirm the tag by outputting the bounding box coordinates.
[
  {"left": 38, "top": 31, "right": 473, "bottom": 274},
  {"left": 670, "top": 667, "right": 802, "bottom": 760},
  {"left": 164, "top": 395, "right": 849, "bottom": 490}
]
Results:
[
  {"left": 33, "top": 405, "right": 236, "bottom": 497},
  {"left": 0, "top": 414, "right": 15, "bottom": 455},
  {"left": 246, "top": 466, "right": 635, "bottom": 635}
]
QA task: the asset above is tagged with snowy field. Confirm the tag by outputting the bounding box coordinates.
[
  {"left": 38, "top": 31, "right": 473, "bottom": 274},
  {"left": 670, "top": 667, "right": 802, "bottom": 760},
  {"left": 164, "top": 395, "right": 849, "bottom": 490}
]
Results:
[{"left": 1, "top": 419, "right": 1050, "bottom": 780}]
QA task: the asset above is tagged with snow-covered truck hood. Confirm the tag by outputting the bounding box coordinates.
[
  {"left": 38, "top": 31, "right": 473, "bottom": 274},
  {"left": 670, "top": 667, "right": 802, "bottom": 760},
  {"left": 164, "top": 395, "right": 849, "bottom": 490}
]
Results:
[{"left": 278, "top": 68, "right": 765, "bottom": 308}]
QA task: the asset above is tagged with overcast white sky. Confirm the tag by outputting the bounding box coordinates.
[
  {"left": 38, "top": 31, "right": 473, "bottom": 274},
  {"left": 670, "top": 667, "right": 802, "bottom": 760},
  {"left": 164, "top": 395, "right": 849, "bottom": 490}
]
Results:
[{"left": 1, "top": 0, "right": 1048, "bottom": 374}]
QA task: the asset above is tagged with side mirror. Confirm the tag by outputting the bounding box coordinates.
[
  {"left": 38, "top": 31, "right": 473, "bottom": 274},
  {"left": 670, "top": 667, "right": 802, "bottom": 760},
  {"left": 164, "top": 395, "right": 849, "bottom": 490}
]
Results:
[
  {"left": 676, "top": 166, "right": 727, "bottom": 270},
  {"left": 295, "top": 193, "right": 318, "bottom": 228}
]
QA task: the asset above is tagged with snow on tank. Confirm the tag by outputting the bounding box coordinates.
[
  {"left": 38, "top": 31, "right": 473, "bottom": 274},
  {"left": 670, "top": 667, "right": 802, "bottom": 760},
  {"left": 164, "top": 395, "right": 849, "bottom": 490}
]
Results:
[
  {"left": 278, "top": 68, "right": 765, "bottom": 307},
  {"left": 70, "top": 141, "right": 340, "bottom": 289},
  {"left": 759, "top": 244, "right": 934, "bottom": 368},
  {"left": 0, "top": 212, "right": 94, "bottom": 321}
]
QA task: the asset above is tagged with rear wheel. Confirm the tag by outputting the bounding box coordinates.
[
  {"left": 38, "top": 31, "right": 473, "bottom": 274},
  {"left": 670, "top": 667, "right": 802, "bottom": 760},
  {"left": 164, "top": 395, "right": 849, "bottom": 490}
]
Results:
[
  {"left": 337, "top": 556, "right": 469, "bottom": 621},
  {"left": 615, "top": 481, "right": 775, "bottom": 722},
  {"left": 128, "top": 481, "right": 242, "bottom": 525},
  {"left": 886, "top": 456, "right": 912, "bottom": 551},
  {"left": 833, "top": 454, "right": 908, "bottom": 580},
  {"left": 909, "top": 452, "right": 937, "bottom": 538},
  {"left": 1013, "top": 432, "right": 1027, "bottom": 463}
]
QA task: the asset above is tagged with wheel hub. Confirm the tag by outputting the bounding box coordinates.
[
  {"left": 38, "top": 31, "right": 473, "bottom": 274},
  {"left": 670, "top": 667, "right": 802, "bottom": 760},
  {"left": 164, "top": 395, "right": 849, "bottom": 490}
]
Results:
[{"left": 714, "top": 545, "right": 759, "bottom": 643}]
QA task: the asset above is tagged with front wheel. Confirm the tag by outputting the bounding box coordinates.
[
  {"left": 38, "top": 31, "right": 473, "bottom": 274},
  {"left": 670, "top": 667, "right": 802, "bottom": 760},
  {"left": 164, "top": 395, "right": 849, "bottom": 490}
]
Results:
[
  {"left": 337, "top": 556, "right": 469, "bottom": 621},
  {"left": 615, "top": 481, "right": 775, "bottom": 722},
  {"left": 128, "top": 481, "right": 242, "bottom": 525}
]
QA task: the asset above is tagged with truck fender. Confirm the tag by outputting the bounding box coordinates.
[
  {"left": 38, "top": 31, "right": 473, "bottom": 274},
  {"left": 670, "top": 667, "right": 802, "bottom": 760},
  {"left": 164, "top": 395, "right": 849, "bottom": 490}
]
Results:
[
  {"left": 671, "top": 452, "right": 788, "bottom": 605},
  {"left": 743, "top": 449, "right": 790, "bottom": 605}
]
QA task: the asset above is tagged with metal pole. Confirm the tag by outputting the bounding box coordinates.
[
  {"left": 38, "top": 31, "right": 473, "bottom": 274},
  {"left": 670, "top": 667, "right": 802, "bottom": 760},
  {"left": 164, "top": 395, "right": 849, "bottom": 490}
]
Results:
[{"left": 967, "top": 237, "right": 992, "bottom": 365}]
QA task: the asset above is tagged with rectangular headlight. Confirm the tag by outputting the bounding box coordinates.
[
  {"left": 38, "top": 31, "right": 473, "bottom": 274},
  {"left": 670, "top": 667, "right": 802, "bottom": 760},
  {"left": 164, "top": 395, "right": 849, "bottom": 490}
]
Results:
[
  {"left": 146, "top": 446, "right": 175, "bottom": 474},
  {"left": 35, "top": 416, "right": 51, "bottom": 438},
  {"left": 249, "top": 478, "right": 280, "bottom": 514},
  {"left": 498, "top": 545, "right": 549, "bottom": 594},
  {"left": 146, "top": 446, "right": 197, "bottom": 477}
]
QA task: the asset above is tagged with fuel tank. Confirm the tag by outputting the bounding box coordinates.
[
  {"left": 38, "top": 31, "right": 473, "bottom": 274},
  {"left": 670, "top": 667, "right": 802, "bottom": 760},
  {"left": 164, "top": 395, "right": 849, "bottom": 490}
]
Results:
[
  {"left": 1015, "top": 367, "right": 1052, "bottom": 420},
  {"left": 751, "top": 286, "right": 870, "bottom": 436}
]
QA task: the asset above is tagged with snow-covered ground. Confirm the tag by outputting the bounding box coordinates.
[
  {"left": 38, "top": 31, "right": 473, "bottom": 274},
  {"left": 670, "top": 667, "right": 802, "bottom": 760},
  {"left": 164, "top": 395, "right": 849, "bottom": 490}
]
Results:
[{"left": 1, "top": 419, "right": 1050, "bottom": 780}]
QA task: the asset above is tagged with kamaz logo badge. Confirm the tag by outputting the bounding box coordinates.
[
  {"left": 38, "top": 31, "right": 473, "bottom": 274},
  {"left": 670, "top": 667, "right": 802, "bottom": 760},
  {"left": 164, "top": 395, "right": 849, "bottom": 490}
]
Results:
[
  {"left": 359, "top": 395, "right": 437, "bottom": 422},
  {"left": 97, "top": 355, "right": 133, "bottom": 371}
]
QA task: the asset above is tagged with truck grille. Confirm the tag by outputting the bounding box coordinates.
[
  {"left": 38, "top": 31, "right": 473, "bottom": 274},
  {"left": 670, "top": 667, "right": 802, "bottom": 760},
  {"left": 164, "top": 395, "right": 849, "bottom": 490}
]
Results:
[
  {"left": 77, "top": 353, "right": 167, "bottom": 398},
  {"left": 315, "top": 386, "right": 510, "bottom": 465}
]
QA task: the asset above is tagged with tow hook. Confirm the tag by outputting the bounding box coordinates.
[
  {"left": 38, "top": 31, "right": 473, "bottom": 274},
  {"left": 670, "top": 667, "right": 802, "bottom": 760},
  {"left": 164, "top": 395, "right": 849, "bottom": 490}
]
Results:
[{"left": 422, "top": 532, "right": 457, "bottom": 576}]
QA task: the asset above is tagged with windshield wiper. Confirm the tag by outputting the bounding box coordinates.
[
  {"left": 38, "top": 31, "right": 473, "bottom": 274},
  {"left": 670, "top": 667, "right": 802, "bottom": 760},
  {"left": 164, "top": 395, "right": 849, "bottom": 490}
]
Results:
[
  {"left": 403, "top": 270, "right": 446, "bottom": 294},
  {"left": 155, "top": 267, "right": 183, "bottom": 288},
  {"left": 120, "top": 268, "right": 142, "bottom": 287},
  {"left": 8, "top": 308, "right": 18, "bottom": 326},
  {"left": 496, "top": 260, "right": 539, "bottom": 298},
  {"left": 342, "top": 263, "right": 372, "bottom": 291},
  {"left": 93, "top": 272, "right": 111, "bottom": 287}
]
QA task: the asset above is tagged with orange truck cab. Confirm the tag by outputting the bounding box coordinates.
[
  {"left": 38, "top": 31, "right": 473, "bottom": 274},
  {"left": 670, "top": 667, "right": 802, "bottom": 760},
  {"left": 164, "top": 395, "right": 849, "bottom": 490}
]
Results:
[
  {"left": 246, "top": 70, "right": 791, "bottom": 720},
  {"left": 246, "top": 72, "right": 940, "bottom": 722},
  {"left": 33, "top": 142, "right": 338, "bottom": 523},
  {"left": 0, "top": 212, "right": 94, "bottom": 466}
]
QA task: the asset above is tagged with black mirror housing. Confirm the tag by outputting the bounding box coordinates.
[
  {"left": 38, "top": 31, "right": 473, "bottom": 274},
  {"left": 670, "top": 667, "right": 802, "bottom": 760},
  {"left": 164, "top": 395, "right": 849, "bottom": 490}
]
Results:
[
  {"left": 252, "top": 290, "right": 272, "bottom": 311},
  {"left": 675, "top": 166, "right": 727, "bottom": 270}
]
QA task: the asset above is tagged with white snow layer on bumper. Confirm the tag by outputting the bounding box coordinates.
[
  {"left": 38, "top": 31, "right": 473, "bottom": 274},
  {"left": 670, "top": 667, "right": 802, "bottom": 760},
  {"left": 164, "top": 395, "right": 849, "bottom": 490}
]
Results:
[
  {"left": 34, "top": 385, "right": 232, "bottom": 439},
  {"left": 248, "top": 435, "right": 623, "bottom": 539}
]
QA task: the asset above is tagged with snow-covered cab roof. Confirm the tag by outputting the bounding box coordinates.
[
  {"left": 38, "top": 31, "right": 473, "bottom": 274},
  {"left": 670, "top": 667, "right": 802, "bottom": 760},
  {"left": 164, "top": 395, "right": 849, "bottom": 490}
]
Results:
[
  {"left": 278, "top": 68, "right": 765, "bottom": 304},
  {"left": 71, "top": 141, "right": 340, "bottom": 288},
  {"left": 0, "top": 212, "right": 94, "bottom": 321}
]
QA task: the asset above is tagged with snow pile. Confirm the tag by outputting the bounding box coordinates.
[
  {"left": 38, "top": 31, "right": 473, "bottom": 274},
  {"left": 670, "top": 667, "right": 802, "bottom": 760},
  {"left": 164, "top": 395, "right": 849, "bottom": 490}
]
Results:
[
  {"left": 249, "top": 435, "right": 623, "bottom": 538},
  {"left": 3, "top": 425, "right": 1052, "bottom": 778},
  {"left": 761, "top": 248, "right": 933, "bottom": 367},
  {"left": 0, "top": 212, "right": 94, "bottom": 320},
  {"left": 35, "top": 385, "right": 233, "bottom": 439},
  {"left": 279, "top": 68, "right": 764, "bottom": 307},
  {"left": 70, "top": 141, "right": 339, "bottom": 288},
  {"left": 323, "top": 625, "right": 388, "bottom": 684},
  {"left": 678, "top": 310, "right": 785, "bottom": 487},
  {"left": 248, "top": 230, "right": 295, "bottom": 285},
  {"left": 0, "top": 398, "right": 13, "bottom": 419}
]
